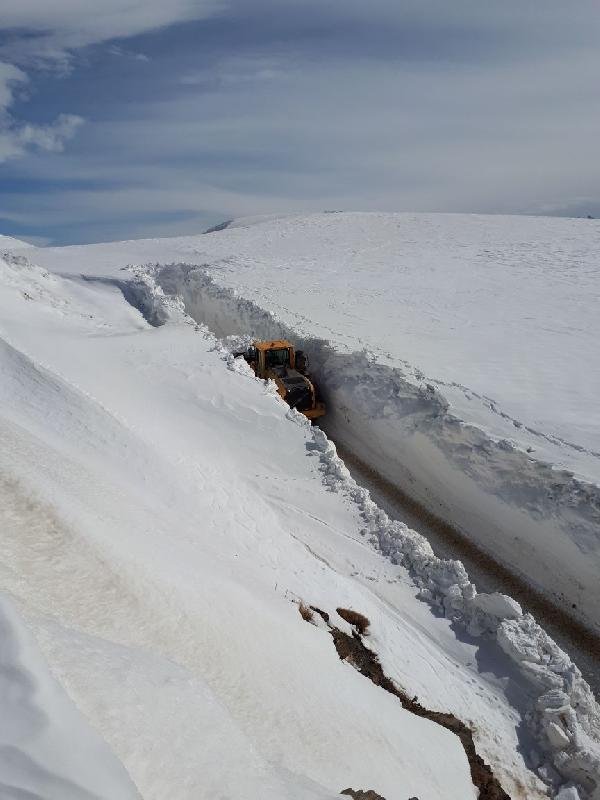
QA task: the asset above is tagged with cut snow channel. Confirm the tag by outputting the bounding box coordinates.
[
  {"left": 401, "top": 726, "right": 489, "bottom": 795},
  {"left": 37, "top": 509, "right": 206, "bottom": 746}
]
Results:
[
  {"left": 152, "top": 263, "right": 600, "bottom": 641},
  {"left": 3, "top": 249, "right": 599, "bottom": 800}
]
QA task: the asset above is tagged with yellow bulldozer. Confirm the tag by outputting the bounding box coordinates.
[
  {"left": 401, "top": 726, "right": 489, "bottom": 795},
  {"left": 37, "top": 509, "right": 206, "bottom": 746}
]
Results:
[{"left": 235, "top": 339, "right": 325, "bottom": 420}]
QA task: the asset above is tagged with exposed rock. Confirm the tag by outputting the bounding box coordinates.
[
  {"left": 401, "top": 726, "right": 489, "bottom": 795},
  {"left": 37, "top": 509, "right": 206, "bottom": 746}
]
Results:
[{"left": 341, "top": 790, "right": 386, "bottom": 800}]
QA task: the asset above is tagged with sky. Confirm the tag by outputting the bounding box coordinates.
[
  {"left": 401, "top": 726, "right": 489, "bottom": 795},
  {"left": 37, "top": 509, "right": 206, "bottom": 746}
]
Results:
[{"left": 0, "top": 1, "right": 599, "bottom": 245}]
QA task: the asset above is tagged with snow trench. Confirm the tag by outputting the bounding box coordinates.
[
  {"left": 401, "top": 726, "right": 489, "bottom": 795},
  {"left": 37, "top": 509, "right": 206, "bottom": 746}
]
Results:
[
  {"left": 120, "top": 262, "right": 600, "bottom": 800},
  {"left": 149, "top": 263, "right": 600, "bottom": 636}
]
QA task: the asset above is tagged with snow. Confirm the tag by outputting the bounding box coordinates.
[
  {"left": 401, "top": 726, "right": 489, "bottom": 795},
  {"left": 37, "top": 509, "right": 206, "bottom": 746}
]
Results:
[
  {"left": 211, "top": 212, "right": 600, "bottom": 468},
  {"left": 0, "top": 592, "right": 139, "bottom": 799},
  {"left": 1, "top": 212, "right": 600, "bottom": 799},
  {"left": 28, "top": 210, "right": 600, "bottom": 470},
  {"left": 0, "top": 233, "right": 32, "bottom": 250},
  {"left": 0, "top": 252, "right": 477, "bottom": 799},
  {"left": 25, "top": 210, "right": 599, "bottom": 636}
]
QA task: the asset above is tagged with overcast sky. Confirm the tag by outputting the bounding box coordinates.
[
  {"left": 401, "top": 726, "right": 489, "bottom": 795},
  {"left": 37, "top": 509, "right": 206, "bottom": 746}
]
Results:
[{"left": 1, "top": 1, "right": 599, "bottom": 244}]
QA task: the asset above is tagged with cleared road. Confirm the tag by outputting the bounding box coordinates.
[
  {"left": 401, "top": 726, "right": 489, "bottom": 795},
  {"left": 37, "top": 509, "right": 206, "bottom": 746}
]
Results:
[{"left": 322, "top": 430, "right": 600, "bottom": 698}]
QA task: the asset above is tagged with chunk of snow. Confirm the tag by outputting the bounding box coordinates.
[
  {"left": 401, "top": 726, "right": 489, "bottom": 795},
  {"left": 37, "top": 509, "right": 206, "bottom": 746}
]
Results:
[{"left": 471, "top": 592, "right": 522, "bottom": 620}]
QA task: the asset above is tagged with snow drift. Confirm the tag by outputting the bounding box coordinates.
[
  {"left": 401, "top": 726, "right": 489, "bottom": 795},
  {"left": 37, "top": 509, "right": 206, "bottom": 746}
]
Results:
[{"left": 63, "top": 253, "right": 600, "bottom": 797}]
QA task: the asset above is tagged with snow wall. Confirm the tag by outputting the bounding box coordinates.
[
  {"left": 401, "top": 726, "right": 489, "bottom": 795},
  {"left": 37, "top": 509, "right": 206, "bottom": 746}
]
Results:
[{"left": 153, "top": 263, "right": 600, "bottom": 639}]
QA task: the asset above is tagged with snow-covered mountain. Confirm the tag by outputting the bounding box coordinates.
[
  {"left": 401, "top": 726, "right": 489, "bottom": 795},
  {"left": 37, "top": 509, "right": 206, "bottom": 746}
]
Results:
[{"left": 1, "top": 214, "right": 599, "bottom": 800}]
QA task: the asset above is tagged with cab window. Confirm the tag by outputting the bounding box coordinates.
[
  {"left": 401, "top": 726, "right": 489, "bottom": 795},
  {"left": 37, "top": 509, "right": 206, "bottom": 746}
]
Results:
[{"left": 265, "top": 348, "right": 291, "bottom": 368}]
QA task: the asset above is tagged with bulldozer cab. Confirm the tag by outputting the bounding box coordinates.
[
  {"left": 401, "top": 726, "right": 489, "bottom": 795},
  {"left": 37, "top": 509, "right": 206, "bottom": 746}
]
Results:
[
  {"left": 254, "top": 340, "right": 295, "bottom": 378},
  {"left": 241, "top": 339, "right": 325, "bottom": 421}
]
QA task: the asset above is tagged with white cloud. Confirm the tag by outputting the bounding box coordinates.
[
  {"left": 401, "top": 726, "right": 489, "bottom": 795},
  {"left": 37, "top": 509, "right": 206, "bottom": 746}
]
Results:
[
  {"left": 7, "top": 37, "right": 599, "bottom": 239},
  {"left": 2, "top": 0, "right": 600, "bottom": 241},
  {"left": 18, "top": 113, "right": 84, "bottom": 153},
  {"left": 0, "top": 60, "right": 84, "bottom": 162},
  {"left": 0, "top": 61, "right": 27, "bottom": 112},
  {"left": 0, "top": 61, "right": 28, "bottom": 161},
  {"left": 0, "top": 132, "right": 23, "bottom": 162},
  {"left": 0, "top": 114, "right": 85, "bottom": 164},
  {"left": 107, "top": 45, "right": 150, "bottom": 62},
  {"left": 0, "top": 1, "right": 223, "bottom": 163}
]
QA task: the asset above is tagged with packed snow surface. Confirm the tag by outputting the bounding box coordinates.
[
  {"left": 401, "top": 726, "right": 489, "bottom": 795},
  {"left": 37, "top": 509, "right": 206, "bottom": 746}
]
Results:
[{"left": 1, "top": 213, "right": 599, "bottom": 799}]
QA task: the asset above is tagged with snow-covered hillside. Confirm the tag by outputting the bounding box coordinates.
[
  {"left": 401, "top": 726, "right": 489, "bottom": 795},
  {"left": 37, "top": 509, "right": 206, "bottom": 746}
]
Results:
[
  {"left": 0, "top": 234, "right": 32, "bottom": 249},
  {"left": 1, "top": 214, "right": 599, "bottom": 800},
  {"left": 21, "top": 211, "right": 600, "bottom": 637}
]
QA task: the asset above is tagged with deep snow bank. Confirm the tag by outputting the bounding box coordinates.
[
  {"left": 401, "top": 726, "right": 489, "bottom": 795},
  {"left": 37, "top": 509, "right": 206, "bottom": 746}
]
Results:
[
  {"left": 7, "top": 212, "right": 600, "bottom": 798},
  {"left": 23, "top": 214, "right": 600, "bottom": 631},
  {"left": 196, "top": 212, "right": 600, "bottom": 474},
  {"left": 152, "top": 262, "right": 600, "bottom": 638}
]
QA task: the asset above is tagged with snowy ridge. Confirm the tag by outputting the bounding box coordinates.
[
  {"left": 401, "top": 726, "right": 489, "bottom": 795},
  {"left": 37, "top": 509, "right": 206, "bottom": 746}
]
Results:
[
  {"left": 148, "top": 262, "right": 600, "bottom": 637},
  {"left": 136, "top": 261, "right": 600, "bottom": 798},
  {"left": 0, "top": 234, "right": 32, "bottom": 250}
]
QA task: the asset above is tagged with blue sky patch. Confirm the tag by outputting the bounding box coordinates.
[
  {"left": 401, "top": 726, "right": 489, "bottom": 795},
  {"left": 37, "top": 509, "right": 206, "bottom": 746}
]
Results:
[{"left": 1, "top": 1, "right": 599, "bottom": 244}]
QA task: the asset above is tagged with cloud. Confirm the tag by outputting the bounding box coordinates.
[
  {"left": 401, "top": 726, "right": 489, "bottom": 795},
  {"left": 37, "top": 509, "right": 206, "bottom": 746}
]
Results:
[
  {"left": 0, "top": 60, "right": 84, "bottom": 162},
  {"left": 18, "top": 113, "right": 84, "bottom": 153},
  {"left": 0, "top": 1, "right": 223, "bottom": 69},
  {"left": 180, "top": 56, "right": 285, "bottom": 87},
  {"left": 0, "top": 61, "right": 27, "bottom": 112},
  {"left": 0, "top": 61, "right": 29, "bottom": 161},
  {"left": 5, "top": 39, "right": 599, "bottom": 238},
  {"left": 0, "top": 1, "right": 223, "bottom": 164},
  {"left": 107, "top": 45, "right": 150, "bottom": 63}
]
